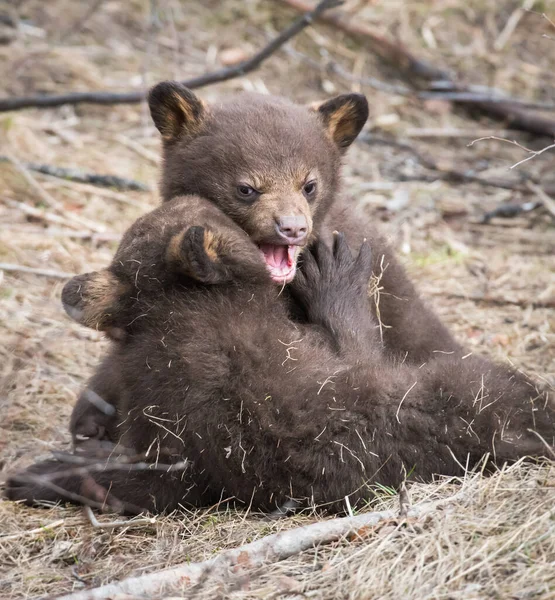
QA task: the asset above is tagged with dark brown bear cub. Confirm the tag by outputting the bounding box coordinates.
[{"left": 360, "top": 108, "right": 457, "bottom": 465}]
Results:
[
  {"left": 69, "top": 82, "right": 460, "bottom": 444},
  {"left": 148, "top": 81, "right": 459, "bottom": 363},
  {"left": 6, "top": 196, "right": 553, "bottom": 515}
]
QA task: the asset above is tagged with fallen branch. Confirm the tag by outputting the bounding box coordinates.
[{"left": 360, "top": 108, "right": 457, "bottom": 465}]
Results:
[
  {"left": 0, "top": 0, "right": 341, "bottom": 112},
  {"left": 280, "top": 0, "right": 555, "bottom": 137},
  {"left": 0, "top": 156, "right": 150, "bottom": 191},
  {"left": 56, "top": 490, "right": 467, "bottom": 600}
]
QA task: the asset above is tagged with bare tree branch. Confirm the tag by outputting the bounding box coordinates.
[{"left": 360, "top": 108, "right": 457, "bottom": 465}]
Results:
[
  {"left": 0, "top": 0, "right": 342, "bottom": 112},
  {"left": 56, "top": 490, "right": 468, "bottom": 600}
]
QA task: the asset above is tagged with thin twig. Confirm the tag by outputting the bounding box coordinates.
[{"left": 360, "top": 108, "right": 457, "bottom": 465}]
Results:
[
  {"left": 57, "top": 490, "right": 468, "bottom": 600},
  {"left": 510, "top": 143, "right": 555, "bottom": 169},
  {"left": 467, "top": 136, "right": 555, "bottom": 169},
  {"left": 83, "top": 505, "right": 156, "bottom": 530},
  {"left": 0, "top": 0, "right": 342, "bottom": 112},
  {"left": 526, "top": 430, "right": 555, "bottom": 460},
  {"left": 494, "top": 0, "right": 536, "bottom": 51}
]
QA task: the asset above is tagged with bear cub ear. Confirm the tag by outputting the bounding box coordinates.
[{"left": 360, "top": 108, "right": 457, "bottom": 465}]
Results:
[
  {"left": 148, "top": 81, "right": 207, "bottom": 142},
  {"left": 314, "top": 93, "right": 369, "bottom": 150}
]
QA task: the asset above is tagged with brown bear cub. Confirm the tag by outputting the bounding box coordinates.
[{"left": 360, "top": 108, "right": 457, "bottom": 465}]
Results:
[
  {"left": 6, "top": 196, "right": 553, "bottom": 515},
  {"left": 69, "top": 82, "right": 461, "bottom": 444}
]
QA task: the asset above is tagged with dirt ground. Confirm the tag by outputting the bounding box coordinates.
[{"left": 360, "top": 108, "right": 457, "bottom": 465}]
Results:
[{"left": 0, "top": 1, "right": 554, "bottom": 598}]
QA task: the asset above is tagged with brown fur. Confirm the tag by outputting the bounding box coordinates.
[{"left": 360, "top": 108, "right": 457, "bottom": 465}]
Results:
[
  {"left": 147, "top": 81, "right": 459, "bottom": 360},
  {"left": 68, "top": 83, "right": 462, "bottom": 443},
  {"left": 6, "top": 197, "right": 554, "bottom": 515}
]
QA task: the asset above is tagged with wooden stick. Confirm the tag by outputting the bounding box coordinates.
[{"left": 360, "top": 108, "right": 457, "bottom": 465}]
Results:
[
  {"left": 83, "top": 506, "right": 156, "bottom": 531},
  {"left": 57, "top": 490, "right": 467, "bottom": 600},
  {"left": 0, "top": 0, "right": 342, "bottom": 112}
]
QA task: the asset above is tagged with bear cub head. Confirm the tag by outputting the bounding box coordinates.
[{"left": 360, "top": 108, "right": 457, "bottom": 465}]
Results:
[{"left": 148, "top": 81, "right": 368, "bottom": 284}]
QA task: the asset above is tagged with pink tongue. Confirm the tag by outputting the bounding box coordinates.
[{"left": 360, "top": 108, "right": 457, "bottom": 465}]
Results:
[{"left": 259, "top": 244, "right": 290, "bottom": 269}]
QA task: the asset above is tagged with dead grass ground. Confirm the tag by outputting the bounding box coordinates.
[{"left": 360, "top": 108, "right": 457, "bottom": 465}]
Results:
[{"left": 0, "top": 1, "right": 554, "bottom": 598}]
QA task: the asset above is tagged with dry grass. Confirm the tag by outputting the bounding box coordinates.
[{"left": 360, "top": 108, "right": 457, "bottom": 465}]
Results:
[{"left": 0, "top": 1, "right": 554, "bottom": 598}]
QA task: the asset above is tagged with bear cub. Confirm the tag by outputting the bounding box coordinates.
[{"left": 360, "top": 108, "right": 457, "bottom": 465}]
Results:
[
  {"left": 6, "top": 195, "right": 554, "bottom": 515},
  {"left": 69, "top": 81, "right": 461, "bottom": 444}
]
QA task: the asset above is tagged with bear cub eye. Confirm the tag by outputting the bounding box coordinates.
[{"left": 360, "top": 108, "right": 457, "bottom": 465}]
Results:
[
  {"left": 303, "top": 180, "right": 317, "bottom": 200},
  {"left": 236, "top": 184, "right": 260, "bottom": 203}
]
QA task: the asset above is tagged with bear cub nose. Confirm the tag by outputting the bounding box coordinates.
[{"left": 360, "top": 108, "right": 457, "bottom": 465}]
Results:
[{"left": 275, "top": 215, "right": 308, "bottom": 244}]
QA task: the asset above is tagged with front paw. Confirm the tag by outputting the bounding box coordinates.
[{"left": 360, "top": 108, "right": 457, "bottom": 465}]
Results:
[{"left": 290, "top": 233, "right": 372, "bottom": 318}]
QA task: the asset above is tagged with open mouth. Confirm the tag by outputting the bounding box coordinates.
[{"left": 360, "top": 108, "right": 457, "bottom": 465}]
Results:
[{"left": 258, "top": 244, "right": 301, "bottom": 284}]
